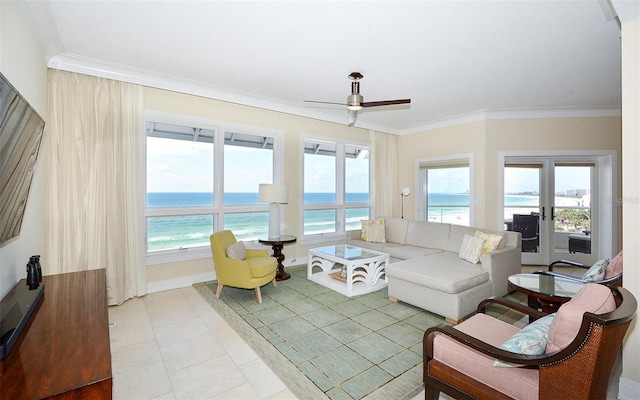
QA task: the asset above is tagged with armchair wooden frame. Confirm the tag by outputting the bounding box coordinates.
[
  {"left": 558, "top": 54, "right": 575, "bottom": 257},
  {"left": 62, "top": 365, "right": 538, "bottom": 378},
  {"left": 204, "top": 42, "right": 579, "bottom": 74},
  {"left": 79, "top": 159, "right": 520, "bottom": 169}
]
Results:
[
  {"left": 423, "top": 287, "right": 636, "bottom": 400},
  {"left": 542, "top": 259, "right": 622, "bottom": 287}
]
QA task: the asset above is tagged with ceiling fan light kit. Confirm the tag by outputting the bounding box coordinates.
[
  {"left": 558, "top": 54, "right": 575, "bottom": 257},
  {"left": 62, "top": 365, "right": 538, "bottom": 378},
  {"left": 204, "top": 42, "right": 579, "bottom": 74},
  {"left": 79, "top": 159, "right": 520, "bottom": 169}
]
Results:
[{"left": 305, "top": 72, "right": 411, "bottom": 126}]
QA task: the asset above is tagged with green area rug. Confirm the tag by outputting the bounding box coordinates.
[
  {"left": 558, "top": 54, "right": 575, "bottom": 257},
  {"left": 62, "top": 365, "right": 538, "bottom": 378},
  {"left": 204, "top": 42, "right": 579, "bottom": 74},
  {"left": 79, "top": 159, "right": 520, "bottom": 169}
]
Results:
[{"left": 194, "top": 266, "right": 448, "bottom": 400}]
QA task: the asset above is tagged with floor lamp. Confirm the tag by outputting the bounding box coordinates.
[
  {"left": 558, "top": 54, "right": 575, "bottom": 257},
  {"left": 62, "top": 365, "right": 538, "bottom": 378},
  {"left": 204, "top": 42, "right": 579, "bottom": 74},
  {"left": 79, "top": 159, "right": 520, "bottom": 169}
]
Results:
[
  {"left": 401, "top": 187, "right": 411, "bottom": 219},
  {"left": 259, "top": 184, "right": 289, "bottom": 239}
]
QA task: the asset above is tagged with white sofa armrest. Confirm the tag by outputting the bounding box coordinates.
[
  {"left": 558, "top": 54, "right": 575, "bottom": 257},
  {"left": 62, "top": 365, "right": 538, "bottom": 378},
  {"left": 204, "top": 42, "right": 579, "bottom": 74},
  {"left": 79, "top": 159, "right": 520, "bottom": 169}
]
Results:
[{"left": 479, "top": 246, "right": 522, "bottom": 297}]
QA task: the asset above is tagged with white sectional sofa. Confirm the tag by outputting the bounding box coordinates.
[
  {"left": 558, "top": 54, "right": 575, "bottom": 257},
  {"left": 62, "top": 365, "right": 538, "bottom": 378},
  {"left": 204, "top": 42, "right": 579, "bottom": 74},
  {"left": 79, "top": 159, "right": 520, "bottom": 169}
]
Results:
[{"left": 346, "top": 218, "right": 521, "bottom": 323}]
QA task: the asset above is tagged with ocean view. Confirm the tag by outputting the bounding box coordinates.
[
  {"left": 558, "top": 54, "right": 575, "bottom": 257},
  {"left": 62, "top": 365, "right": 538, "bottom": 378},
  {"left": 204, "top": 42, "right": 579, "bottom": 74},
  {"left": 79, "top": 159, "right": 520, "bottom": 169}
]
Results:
[{"left": 146, "top": 192, "right": 544, "bottom": 251}]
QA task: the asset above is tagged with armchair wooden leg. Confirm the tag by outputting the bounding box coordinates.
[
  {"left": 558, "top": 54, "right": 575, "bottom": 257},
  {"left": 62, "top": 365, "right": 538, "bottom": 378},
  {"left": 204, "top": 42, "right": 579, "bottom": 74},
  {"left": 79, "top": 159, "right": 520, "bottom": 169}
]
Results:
[
  {"left": 255, "top": 287, "right": 262, "bottom": 304},
  {"left": 424, "top": 386, "right": 440, "bottom": 400},
  {"left": 215, "top": 284, "right": 223, "bottom": 299},
  {"left": 272, "top": 278, "right": 277, "bottom": 287}
]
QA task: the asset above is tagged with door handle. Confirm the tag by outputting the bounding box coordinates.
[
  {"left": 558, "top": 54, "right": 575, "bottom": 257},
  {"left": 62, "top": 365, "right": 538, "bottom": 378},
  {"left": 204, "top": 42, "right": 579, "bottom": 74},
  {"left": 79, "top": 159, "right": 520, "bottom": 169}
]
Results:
[
  {"left": 542, "top": 207, "right": 546, "bottom": 221},
  {"left": 551, "top": 207, "right": 555, "bottom": 221}
]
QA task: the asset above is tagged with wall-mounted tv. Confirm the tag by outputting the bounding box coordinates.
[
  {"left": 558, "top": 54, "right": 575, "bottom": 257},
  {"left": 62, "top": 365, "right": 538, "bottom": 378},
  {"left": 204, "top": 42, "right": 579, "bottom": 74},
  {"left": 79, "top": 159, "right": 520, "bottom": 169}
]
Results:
[{"left": 0, "top": 73, "right": 45, "bottom": 246}]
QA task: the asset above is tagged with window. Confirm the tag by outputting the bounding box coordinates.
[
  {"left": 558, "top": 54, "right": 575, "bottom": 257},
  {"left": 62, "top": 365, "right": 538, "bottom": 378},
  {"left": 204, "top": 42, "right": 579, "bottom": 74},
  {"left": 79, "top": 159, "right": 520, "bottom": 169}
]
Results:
[
  {"left": 302, "top": 139, "right": 370, "bottom": 238},
  {"left": 418, "top": 156, "right": 472, "bottom": 226},
  {"left": 145, "top": 112, "right": 282, "bottom": 263}
]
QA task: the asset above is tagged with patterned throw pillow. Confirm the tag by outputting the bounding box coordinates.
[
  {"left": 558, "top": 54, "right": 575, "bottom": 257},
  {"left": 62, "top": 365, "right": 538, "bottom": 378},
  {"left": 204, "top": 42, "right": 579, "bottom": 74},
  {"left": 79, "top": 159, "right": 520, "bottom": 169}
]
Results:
[
  {"left": 581, "top": 259, "right": 609, "bottom": 281},
  {"left": 458, "top": 234, "right": 484, "bottom": 264},
  {"left": 494, "top": 313, "right": 555, "bottom": 367},
  {"left": 475, "top": 230, "right": 504, "bottom": 253},
  {"left": 226, "top": 241, "right": 246, "bottom": 260},
  {"left": 361, "top": 219, "right": 386, "bottom": 243}
]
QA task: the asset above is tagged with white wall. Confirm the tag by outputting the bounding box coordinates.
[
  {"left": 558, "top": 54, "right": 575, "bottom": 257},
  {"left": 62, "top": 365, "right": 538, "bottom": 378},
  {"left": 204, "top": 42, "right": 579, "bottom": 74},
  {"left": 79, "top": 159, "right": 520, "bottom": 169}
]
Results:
[
  {"left": 0, "top": 0, "right": 48, "bottom": 298},
  {"left": 620, "top": 13, "right": 640, "bottom": 398}
]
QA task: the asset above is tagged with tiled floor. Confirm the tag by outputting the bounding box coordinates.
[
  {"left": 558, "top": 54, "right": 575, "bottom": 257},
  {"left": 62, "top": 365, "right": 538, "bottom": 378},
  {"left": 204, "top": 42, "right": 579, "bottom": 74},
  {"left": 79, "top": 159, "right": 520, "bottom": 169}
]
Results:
[
  {"left": 108, "top": 264, "right": 574, "bottom": 399},
  {"left": 108, "top": 286, "right": 296, "bottom": 399}
]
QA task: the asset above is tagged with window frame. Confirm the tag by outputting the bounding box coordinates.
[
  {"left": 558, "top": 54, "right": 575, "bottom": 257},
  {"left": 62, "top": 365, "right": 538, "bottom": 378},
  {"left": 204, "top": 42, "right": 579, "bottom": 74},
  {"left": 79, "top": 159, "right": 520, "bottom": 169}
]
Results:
[
  {"left": 415, "top": 154, "right": 474, "bottom": 225},
  {"left": 144, "top": 110, "right": 284, "bottom": 265},
  {"left": 300, "top": 135, "right": 371, "bottom": 243}
]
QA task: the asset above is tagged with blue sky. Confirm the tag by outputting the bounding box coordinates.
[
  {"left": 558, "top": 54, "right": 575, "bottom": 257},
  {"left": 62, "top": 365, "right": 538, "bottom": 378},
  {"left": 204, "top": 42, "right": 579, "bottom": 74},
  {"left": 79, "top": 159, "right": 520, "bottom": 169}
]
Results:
[{"left": 147, "top": 138, "right": 369, "bottom": 193}]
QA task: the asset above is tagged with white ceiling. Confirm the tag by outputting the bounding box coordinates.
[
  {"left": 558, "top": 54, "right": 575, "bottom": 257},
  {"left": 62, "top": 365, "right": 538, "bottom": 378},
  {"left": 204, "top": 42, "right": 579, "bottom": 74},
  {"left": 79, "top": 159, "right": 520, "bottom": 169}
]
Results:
[{"left": 19, "top": 1, "right": 623, "bottom": 134}]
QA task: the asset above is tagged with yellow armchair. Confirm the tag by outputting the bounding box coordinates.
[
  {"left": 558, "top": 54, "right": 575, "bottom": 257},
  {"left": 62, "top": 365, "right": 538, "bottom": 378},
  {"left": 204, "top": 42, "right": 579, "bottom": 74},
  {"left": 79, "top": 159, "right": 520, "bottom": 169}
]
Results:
[{"left": 210, "top": 230, "right": 277, "bottom": 303}]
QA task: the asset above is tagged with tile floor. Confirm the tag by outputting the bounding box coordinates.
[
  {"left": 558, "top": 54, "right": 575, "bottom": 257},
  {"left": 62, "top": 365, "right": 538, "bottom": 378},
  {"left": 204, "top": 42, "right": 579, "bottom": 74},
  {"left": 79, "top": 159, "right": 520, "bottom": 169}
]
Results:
[
  {"left": 108, "top": 285, "right": 296, "bottom": 399},
  {"left": 108, "top": 264, "right": 570, "bottom": 399}
]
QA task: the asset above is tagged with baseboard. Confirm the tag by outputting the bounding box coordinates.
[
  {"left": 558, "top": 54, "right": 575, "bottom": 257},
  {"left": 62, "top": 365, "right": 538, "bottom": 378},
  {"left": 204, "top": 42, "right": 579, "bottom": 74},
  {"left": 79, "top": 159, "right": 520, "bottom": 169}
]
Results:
[
  {"left": 286, "top": 256, "right": 308, "bottom": 267},
  {"left": 147, "top": 271, "right": 216, "bottom": 294},
  {"left": 619, "top": 378, "right": 640, "bottom": 400}
]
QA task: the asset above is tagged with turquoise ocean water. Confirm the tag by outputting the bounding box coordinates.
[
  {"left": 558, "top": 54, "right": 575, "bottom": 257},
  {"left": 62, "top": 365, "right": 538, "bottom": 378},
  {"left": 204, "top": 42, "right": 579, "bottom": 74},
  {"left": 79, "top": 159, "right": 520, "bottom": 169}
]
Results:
[{"left": 146, "top": 192, "right": 537, "bottom": 252}]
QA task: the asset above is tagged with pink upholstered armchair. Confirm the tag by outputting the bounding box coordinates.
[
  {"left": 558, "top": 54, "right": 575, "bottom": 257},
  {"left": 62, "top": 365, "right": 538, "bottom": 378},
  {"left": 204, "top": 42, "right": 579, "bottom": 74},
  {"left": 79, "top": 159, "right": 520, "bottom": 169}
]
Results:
[
  {"left": 423, "top": 283, "right": 636, "bottom": 400},
  {"left": 542, "top": 250, "right": 623, "bottom": 288}
]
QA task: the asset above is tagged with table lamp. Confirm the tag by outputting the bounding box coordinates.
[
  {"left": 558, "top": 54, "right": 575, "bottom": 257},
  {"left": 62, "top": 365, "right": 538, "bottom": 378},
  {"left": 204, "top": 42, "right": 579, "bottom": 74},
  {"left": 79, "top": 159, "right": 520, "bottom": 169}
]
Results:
[{"left": 259, "top": 183, "right": 289, "bottom": 239}]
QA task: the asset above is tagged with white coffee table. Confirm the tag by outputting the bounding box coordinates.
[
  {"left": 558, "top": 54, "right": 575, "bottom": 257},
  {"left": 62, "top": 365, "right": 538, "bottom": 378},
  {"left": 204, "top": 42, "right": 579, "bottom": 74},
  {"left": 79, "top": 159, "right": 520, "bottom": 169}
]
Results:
[{"left": 307, "top": 244, "right": 389, "bottom": 297}]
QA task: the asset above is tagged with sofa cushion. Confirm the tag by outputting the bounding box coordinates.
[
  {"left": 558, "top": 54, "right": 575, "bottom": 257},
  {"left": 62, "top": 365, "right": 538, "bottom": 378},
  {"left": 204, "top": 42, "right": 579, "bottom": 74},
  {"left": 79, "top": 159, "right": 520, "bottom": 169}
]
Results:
[
  {"left": 405, "top": 220, "right": 451, "bottom": 250},
  {"left": 458, "top": 234, "right": 484, "bottom": 264},
  {"left": 545, "top": 283, "right": 616, "bottom": 353},
  {"left": 433, "top": 313, "right": 538, "bottom": 400},
  {"left": 361, "top": 219, "right": 386, "bottom": 243},
  {"left": 605, "top": 250, "right": 623, "bottom": 279},
  {"left": 384, "top": 217, "right": 409, "bottom": 244},
  {"left": 387, "top": 253, "right": 489, "bottom": 294},
  {"left": 385, "top": 245, "right": 443, "bottom": 260}
]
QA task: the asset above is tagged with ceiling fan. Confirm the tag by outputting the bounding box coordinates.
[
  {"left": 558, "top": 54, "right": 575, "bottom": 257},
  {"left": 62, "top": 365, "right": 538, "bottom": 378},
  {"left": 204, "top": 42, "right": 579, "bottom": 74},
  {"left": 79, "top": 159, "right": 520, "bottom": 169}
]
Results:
[{"left": 305, "top": 72, "right": 411, "bottom": 126}]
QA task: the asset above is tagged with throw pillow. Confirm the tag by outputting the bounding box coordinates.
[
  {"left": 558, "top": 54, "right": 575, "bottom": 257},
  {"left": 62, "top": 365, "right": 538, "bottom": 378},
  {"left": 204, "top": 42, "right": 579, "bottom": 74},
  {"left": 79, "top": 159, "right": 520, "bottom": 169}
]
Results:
[
  {"left": 605, "top": 250, "right": 623, "bottom": 280},
  {"left": 545, "top": 283, "right": 616, "bottom": 353},
  {"left": 458, "top": 234, "right": 484, "bottom": 264},
  {"left": 493, "top": 313, "right": 555, "bottom": 367},
  {"left": 581, "top": 259, "right": 609, "bottom": 281},
  {"left": 361, "top": 219, "right": 386, "bottom": 243},
  {"left": 226, "top": 241, "right": 246, "bottom": 260},
  {"left": 475, "top": 230, "right": 504, "bottom": 253}
]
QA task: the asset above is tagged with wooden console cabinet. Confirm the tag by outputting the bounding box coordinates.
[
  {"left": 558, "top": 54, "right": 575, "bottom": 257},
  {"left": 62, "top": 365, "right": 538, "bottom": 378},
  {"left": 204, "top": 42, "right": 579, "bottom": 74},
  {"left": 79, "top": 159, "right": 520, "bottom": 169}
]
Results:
[{"left": 0, "top": 269, "right": 112, "bottom": 399}]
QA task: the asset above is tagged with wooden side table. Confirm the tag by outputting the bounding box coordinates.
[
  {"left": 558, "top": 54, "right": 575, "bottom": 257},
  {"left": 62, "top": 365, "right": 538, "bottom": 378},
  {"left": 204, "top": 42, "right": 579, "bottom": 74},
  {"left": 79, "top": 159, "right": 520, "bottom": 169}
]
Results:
[{"left": 259, "top": 235, "right": 297, "bottom": 281}]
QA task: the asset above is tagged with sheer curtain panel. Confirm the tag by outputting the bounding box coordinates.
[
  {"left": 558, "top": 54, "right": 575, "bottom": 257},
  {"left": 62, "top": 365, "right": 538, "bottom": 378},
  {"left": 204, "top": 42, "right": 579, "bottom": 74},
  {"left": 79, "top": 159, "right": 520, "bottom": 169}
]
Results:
[
  {"left": 44, "top": 69, "right": 146, "bottom": 305},
  {"left": 370, "top": 130, "right": 398, "bottom": 218}
]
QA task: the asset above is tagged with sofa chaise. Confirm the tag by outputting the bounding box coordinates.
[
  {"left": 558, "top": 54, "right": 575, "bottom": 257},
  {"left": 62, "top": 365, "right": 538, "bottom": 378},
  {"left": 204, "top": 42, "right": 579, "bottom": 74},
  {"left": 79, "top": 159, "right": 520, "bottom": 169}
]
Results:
[{"left": 347, "top": 218, "right": 521, "bottom": 323}]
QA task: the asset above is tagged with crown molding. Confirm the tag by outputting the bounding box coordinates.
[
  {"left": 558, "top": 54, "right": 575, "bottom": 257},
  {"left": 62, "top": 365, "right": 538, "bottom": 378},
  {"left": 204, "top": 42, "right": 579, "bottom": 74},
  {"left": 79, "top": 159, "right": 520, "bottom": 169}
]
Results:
[
  {"left": 399, "top": 107, "right": 622, "bottom": 135},
  {"left": 47, "top": 54, "right": 399, "bottom": 134},
  {"left": 47, "top": 54, "right": 620, "bottom": 137}
]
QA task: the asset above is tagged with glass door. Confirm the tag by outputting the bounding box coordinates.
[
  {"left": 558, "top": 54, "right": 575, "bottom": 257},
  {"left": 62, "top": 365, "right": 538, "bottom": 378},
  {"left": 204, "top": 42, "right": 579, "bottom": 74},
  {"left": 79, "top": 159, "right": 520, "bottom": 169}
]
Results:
[
  {"left": 504, "top": 164, "right": 544, "bottom": 264},
  {"left": 552, "top": 163, "right": 595, "bottom": 263},
  {"left": 503, "top": 155, "right": 608, "bottom": 266}
]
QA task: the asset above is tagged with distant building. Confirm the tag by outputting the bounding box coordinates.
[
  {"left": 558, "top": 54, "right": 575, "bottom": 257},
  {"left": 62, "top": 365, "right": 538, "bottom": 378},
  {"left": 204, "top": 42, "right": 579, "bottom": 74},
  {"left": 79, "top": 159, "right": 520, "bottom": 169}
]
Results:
[{"left": 564, "top": 189, "right": 589, "bottom": 197}]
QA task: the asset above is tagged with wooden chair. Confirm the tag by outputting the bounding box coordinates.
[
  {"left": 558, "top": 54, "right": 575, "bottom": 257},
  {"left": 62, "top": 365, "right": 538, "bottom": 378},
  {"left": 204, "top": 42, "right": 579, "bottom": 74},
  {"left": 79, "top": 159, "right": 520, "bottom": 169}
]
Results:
[
  {"left": 423, "top": 285, "right": 636, "bottom": 400},
  {"left": 542, "top": 250, "right": 623, "bottom": 288}
]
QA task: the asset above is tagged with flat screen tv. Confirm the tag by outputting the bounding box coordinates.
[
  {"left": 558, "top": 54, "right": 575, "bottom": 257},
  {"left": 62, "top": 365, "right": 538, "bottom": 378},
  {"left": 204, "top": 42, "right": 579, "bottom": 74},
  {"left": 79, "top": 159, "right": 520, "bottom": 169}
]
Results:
[{"left": 0, "top": 73, "right": 45, "bottom": 245}]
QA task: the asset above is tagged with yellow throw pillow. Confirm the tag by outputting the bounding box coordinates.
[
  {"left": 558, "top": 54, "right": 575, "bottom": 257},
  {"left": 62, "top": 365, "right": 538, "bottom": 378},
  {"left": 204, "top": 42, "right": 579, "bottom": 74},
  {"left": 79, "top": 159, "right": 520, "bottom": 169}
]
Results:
[
  {"left": 475, "top": 230, "right": 504, "bottom": 253},
  {"left": 361, "top": 219, "right": 386, "bottom": 243}
]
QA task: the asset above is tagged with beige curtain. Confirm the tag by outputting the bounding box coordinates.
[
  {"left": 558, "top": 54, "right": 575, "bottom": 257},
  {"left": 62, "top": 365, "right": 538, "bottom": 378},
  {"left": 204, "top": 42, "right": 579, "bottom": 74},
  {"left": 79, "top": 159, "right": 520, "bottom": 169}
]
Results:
[
  {"left": 44, "top": 69, "right": 146, "bottom": 305},
  {"left": 370, "top": 130, "right": 398, "bottom": 218}
]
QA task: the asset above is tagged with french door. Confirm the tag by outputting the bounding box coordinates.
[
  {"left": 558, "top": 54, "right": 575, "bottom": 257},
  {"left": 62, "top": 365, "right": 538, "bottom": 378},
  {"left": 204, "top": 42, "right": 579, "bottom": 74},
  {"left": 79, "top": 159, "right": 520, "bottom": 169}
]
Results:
[{"left": 501, "top": 152, "right": 616, "bottom": 266}]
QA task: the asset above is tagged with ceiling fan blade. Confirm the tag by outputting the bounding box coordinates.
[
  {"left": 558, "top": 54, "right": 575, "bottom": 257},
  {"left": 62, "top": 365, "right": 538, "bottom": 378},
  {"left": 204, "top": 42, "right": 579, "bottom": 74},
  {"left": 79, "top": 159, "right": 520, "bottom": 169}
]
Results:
[
  {"left": 361, "top": 99, "right": 411, "bottom": 108},
  {"left": 348, "top": 109, "right": 358, "bottom": 126},
  {"left": 303, "top": 100, "right": 346, "bottom": 106}
]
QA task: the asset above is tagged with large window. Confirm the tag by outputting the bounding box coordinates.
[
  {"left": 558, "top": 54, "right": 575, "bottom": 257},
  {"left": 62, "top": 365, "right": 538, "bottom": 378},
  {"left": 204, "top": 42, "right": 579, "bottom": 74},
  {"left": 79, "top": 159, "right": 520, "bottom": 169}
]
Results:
[
  {"left": 418, "top": 156, "right": 472, "bottom": 226},
  {"left": 145, "top": 113, "right": 281, "bottom": 263},
  {"left": 302, "top": 139, "right": 371, "bottom": 238}
]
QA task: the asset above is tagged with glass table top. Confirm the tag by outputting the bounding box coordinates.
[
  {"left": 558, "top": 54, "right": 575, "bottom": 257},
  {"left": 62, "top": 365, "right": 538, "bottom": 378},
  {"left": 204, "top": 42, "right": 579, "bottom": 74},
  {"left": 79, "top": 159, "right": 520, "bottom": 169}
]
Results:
[
  {"left": 509, "top": 273, "right": 585, "bottom": 298},
  {"left": 312, "top": 245, "right": 385, "bottom": 261}
]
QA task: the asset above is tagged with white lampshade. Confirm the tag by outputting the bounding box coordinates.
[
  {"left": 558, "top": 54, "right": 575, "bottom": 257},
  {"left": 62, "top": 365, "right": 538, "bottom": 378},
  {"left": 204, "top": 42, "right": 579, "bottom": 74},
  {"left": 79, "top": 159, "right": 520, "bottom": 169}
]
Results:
[
  {"left": 259, "top": 184, "right": 289, "bottom": 204},
  {"left": 259, "top": 184, "right": 289, "bottom": 240}
]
